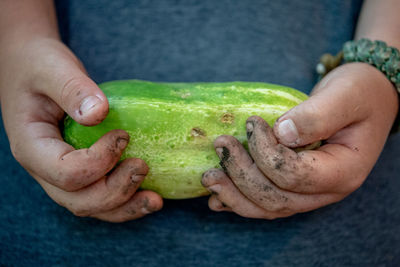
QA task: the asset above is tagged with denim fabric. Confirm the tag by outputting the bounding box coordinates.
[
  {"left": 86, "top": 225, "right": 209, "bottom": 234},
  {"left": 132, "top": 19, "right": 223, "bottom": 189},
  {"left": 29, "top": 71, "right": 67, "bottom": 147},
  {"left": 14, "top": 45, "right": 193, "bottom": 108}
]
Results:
[{"left": 1, "top": 0, "right": 400, "bottom": 266}]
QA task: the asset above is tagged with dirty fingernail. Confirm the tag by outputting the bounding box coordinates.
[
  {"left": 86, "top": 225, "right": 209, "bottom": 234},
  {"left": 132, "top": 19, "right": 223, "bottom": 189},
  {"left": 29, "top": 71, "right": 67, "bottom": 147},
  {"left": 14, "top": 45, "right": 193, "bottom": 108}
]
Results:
[
  {"left": 201, "top": 172, "right": 209, "bottom": 186},
  {"left": 141, "top": 204, "right": 160, "bottom": 214},
  {"left": 117, "top": 137, "right": 129, "bottom": 149},
  {"left": 208, "top": 184, "right": 222, "bottom": 194},
  {"left": 278, "top": 119, "right": 299, "bottom": 144},
  {"left": 79, "top": 96, "right": 101, "bottom": 115},
  {"left": 131, "top": 174, "right": 145, "bottom": 183},
  {"left": 246, "top": 122, "right": 254, "bottom": 132},
  {"left": 246, "top": 122, "right": 254, "bottom": 139},
  {"left": 216, "top": 147, "right": 223, "bottom": 158},
  {"left": 141, "top": 207, "right": 151, "bottom": 214}
]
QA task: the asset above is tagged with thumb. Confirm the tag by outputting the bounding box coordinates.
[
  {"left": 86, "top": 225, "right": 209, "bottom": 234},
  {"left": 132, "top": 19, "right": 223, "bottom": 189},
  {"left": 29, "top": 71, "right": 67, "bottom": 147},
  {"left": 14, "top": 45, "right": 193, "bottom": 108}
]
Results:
[
  {"left": 35, "top": 46, "right": 108, "bottom": 126},
  {"left": 273, "top": 80, "right": 367, "bottom": 148}
]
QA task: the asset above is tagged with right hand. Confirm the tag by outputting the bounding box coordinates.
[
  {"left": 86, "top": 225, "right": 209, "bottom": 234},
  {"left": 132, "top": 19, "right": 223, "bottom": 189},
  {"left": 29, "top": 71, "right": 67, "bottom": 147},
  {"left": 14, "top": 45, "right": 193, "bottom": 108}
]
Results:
[{"left": 0, "top": 37, "right": 163, "bottom": 222}]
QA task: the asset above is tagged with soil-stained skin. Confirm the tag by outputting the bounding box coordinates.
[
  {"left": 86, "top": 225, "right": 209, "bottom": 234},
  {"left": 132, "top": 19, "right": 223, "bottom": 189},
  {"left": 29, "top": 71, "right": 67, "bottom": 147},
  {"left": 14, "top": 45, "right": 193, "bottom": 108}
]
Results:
[
  {"left": 219, "top": 147, "right": 230, "bottom": 172},
  {"left": 245, "top": 116, "right": 316, "bottom": 192},
  {"left": 212, "top": 116, "right": 322, "bottom": 213},
  {"left": 213, "top": 133, "right": 285, "bottom": 212}
]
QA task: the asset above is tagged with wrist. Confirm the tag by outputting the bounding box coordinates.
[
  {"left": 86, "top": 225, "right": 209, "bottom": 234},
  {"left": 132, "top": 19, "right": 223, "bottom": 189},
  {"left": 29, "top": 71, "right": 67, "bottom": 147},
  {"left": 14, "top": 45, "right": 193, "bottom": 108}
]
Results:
[
  {"left": 316, "top": 62, "right": 398, "bottom": 117},
  {"left": 329, "top": 62, "right": 399, "bottom": 131}
]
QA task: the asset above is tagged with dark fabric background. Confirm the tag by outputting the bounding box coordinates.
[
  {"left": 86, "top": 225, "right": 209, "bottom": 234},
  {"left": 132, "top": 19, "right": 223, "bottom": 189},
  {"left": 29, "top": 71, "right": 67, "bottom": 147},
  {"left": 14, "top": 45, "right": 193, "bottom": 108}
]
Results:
[{"left": 2, "top": 0, "right": 400, "bottom": 266}]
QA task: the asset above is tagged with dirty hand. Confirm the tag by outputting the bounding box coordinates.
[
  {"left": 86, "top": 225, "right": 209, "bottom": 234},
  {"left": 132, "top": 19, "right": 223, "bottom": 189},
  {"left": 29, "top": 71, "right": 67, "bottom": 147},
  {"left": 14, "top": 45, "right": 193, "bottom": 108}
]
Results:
[
  {"left": 202, "top": 63, "right": 399, "bottom": 219},
  {"left": 0, "top": 38, "right": 163, "bottom": 222}
]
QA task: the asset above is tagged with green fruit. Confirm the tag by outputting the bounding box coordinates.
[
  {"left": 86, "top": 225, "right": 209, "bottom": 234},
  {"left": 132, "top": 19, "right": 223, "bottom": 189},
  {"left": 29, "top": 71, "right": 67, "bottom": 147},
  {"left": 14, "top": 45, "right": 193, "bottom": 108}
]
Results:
[{"left": 63, "top": 80, "right": 308, "bottom": 199}]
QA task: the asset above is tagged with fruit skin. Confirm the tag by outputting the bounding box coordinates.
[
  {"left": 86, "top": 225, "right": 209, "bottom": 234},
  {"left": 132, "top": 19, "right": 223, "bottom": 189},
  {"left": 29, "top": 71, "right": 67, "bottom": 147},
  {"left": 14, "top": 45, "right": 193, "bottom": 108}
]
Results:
[{"left": 63, "top": 80, "right": 308, "bottom": 199}]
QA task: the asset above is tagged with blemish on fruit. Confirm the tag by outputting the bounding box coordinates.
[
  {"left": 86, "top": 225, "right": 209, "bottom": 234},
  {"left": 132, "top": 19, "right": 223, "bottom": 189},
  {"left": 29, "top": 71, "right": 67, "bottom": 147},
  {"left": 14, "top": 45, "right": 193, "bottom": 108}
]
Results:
[
  {"left": 191, "top": 127, "right": 206, "bottom": 138},
  {"left": 220, "top": 112, "right": 234, "bottom": 124}
]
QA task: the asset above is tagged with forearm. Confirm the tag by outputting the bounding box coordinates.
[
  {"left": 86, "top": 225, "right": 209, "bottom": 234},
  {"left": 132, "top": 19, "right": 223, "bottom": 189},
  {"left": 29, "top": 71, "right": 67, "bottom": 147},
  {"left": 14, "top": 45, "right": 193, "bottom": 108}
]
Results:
[
  {"left": 355, "top": 0, "right": 400, "bottom": 49},
  {"left": 0, "top": 0, "right": 59, "bottom": 44},
  {"left": 354, "top": 0, "right": 400, "bottom": 116}
]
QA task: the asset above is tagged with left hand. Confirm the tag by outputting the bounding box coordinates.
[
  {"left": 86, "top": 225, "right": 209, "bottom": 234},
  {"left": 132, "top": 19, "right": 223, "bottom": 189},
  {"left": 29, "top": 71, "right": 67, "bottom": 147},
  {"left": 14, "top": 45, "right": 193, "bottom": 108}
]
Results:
[{"left": 201, "top": 63, "right": 399, "bottom": 219}]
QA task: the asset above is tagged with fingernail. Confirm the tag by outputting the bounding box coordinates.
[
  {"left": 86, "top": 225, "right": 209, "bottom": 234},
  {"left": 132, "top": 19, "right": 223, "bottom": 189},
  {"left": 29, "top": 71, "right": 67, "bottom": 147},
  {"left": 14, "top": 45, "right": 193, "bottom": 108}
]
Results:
[
  {"left": 216, "top": 147, "right": 223, "bottom": 158},
  {"left": 216, "top": 147, "right": 230, "bottom": 160},
  {"left": 141, "top": 207, "right": 151, "bottom": 214},
  {"left": 246, "top": 122, "right": 253, "bottom": 132},
  {"left": 141, "top": 204, "right": 160, "bottom": 214},
  {"left": 277, "top": 119, "right": 299, "bottom": 144},
  {"left": 117, "top": 137, "right": 129, "bottom": 149},
  {"left": 131, "top": 174, "right": 144, "bottom": 183},
  {"left": 201, "top": 172, "right": 209, "bottom": 187},
  {"left": 246, "top": 122, "right": 253, "bottom": 139},
  {"left": 79, "top": 96, "right": 101, "bottom": 116},
  {"left": 208, "top": 184, "right": 222, "bottom": 194}
]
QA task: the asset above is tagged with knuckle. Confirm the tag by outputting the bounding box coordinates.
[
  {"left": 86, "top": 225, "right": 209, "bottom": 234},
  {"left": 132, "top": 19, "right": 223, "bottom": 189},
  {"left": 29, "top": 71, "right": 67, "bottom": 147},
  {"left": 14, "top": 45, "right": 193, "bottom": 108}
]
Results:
[
  {"left": 59, "top": 76, "right": 87, "bottom": 107},
  {"left": 276, "top": 175, "right": 302, "bottom": 191},
  {"left": 57, "top": 173, "right": 87, "bottom": 192}
]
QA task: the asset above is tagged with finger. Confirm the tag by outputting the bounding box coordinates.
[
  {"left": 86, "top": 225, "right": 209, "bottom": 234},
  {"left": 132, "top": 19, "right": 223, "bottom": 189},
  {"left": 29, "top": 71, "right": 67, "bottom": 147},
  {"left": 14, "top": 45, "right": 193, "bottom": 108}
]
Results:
[
  {"left": 246, "top": 115, "right": 317, "bottom": 192},
  {"left": 36, "top": 158, "right": 149, "bottom": 216},
  {"left": 21, "top": 125, "right": 130, "bottom": 191},
  {"left": 273, "top": 63, "right": 396, "bottom": 148},
  {"left": 202, "top": 169, "right": 233, "bottom": 212},
  {"left": 202, "top": 169, "right": 288, "bottom": 219},
  {"left": 214, "top": 134, "right": 254, "bottom": 174},
  {"left": 208, "top": 194, "right": 232, "bottom": 212},
  {"left": 32, "top": 42, "right": 108, "bottom": 126},
  {"left": 246, "top": 114, "right": 382, "bottom": 194},
  {"left": 214, "top": 135, "right": 341, "bottom": 213},
  {"left": 92, "top": 191, "right": 163, "bottom": 223}
]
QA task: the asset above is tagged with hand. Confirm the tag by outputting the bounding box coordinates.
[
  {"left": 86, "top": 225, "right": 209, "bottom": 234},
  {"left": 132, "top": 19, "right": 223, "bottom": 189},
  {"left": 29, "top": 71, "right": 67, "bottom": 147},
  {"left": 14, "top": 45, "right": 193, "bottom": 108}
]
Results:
[
  {"left": 201, "top": 63, "right": 399, "bottom": 219},
  {"left": 0, "top": 37, "right": 163, "bottom": 222}
]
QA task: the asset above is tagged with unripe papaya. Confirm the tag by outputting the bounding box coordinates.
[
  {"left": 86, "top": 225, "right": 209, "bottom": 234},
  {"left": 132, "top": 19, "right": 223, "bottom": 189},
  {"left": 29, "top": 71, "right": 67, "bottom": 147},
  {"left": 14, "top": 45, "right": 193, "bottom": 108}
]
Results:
[{"left": 63, "top": 80, "right": 308, "bottom": 199}]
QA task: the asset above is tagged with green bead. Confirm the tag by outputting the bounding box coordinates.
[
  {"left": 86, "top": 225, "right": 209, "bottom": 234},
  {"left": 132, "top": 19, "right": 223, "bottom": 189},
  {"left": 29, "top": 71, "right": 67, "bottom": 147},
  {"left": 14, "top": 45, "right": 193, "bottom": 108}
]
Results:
[
  {"left": 341, "top": 39, "right": 400, "bottom": 94},
  {"left": 343, "top": 41, "right": 357, "bottom": 61},
  {"left": 384, "top": 55, "right": 400, "bottom": 76}
]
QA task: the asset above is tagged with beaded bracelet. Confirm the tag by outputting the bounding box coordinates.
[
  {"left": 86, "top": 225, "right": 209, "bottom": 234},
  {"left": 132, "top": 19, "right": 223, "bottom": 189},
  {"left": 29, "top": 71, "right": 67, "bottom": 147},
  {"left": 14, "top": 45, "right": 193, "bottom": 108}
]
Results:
[
  {"left": 316, "top": 38, "right": 400, "bottom": 132},
  {"left": 316, "top": 38, "right": 400, "bottom": 94}
]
